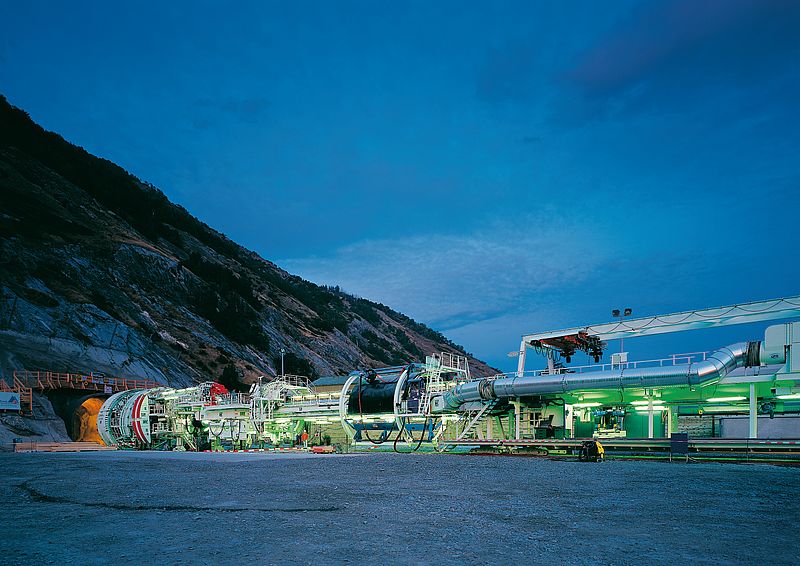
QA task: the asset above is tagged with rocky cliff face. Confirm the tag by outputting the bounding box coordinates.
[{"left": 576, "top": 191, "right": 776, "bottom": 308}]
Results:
[{"left": 0, "top": 96, "right": 496, "bottom": 388}]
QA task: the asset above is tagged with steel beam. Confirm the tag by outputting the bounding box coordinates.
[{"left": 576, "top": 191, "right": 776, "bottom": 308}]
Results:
[
  {"left": 522, "top": 296, "right": 800, "bottom": 344},
  {"left": 517, "top": 296, "right": 800, "bottom": 374}
]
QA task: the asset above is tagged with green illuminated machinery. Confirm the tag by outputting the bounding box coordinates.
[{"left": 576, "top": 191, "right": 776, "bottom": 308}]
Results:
[
  {"left": 97, "top": 381, "right": 258, "bottom": 451},
  {"left": 432, "top": 296, "right": 800, "bottom": 444},
  {"left": 98, "top": 296, "right": 800, "bottom": 451},
  {"left": 249, "top": 374, "right": 338, "bottom": 445},
  {"left": 95, "top": 355, "right": 472, "bottom": 451},
  {"left": 337, "top": 353, "right": 470, "bottom": 451}
]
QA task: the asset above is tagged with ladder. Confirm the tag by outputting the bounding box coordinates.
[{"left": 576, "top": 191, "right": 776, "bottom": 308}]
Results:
[
  {"left": 419, "top": 371, "right": 446, "bottom": 416},
  {"left": 456, "top": 399, "right": 498, "bottom": 441}
]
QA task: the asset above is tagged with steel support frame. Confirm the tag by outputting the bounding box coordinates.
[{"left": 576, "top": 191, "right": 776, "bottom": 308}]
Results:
[
  {"left": 516, "top": 295, "right": 800, "bottom": 375},
  {"left": 749, "top": 383, "right": 758, "bottom": 439}
]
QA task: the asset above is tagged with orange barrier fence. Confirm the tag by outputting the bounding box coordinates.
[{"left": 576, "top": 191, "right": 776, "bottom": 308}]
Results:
[
  {"left": 13, "top": 370, "right": 162, "bottom": 394},
  {"left": 1, "top": 371, "right": 163, "bottom": 415}
]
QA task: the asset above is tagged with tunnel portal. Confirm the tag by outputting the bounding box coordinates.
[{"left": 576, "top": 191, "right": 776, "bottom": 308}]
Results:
[
  {"left": 72, "top": 396, "right": 104, "bottom": 443},
  {"left": 46, "top": 391, "right": 108, "bottom": 444}
]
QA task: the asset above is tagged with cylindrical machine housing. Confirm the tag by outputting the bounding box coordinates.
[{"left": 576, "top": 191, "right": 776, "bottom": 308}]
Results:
[{"left": 347, "top": 380, "right": 397, "bottom": 414}]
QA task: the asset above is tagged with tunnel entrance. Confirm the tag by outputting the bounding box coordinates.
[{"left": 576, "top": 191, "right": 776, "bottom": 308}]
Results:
[
  {"left": 72, "top": 397, "right": 104, "bottom": 443},
  {"left": 46, "top": 391, "right": 108, "bottom": 444}
]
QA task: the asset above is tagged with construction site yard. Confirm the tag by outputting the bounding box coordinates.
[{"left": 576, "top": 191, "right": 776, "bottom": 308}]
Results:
[{"left": 1, "top": 451, "right": 798, "bottom": 565}]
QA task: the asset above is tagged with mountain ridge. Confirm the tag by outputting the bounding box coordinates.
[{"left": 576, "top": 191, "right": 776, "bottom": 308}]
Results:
[{"left": 0, "top": 95, "right": 497, "bottom": 387}]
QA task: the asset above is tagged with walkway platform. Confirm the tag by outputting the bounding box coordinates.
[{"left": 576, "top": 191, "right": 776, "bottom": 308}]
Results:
[
  {"left": 13, "top": 441, "right": 117, "bottom": 453},
  {"left": 14, "top": 370, "right": 161, "bottom": 394}
]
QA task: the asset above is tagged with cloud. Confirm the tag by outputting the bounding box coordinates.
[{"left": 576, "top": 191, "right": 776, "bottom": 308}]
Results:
[
  {"left": 279, "top": 214, "right": 611, "bottom": 331},
  {"left": 422, "top": 248, "right": 743, "bottom": 371},
  {"left": 277, "top": 201, "right": 797, "bottom": 371},
  {"left": 563, "top": 0, "right": 800, "bottom": 116}
]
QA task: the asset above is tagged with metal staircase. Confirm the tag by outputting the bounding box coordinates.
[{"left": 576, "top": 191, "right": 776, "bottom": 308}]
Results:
[
  {"left": 456, "top": 399, "right": 499, "bottom": 441},
  {"left": 420, "top": 352, "right": 471, "bottom": 417}
]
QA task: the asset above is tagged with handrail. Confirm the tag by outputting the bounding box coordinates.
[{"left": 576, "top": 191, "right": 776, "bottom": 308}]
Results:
[
  {"left": 266, "top": 374, "right": 314, "bottom": 390},
  {"left": 477, "top": 351, "right": 712, "bottom": 383},
  {"left": 13, "top": 370, "right": 162, "bottom": 393}
]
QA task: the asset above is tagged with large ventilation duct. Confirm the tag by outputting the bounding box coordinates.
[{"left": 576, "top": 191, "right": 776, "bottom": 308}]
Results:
[{"left": 438, "top": 341, "right": 759, "bottom": 412}]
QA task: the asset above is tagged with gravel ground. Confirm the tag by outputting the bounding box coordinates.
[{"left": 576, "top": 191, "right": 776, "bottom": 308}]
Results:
[{"left": 0, "top": 451, "right": 798, "bottom": 565}]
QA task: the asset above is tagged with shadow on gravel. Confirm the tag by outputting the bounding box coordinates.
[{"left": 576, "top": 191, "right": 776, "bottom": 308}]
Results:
[{"left": 18, "top": 482, "right": 341, "bottom": 513}]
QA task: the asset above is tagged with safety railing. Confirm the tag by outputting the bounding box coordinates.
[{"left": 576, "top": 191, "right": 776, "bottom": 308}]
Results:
[
  {"left": 212, "top": 392, "right": 251, "bottom": 406},
  {"left": 482, "top": 351, "right": 712, "bottom": 382},
  {"left": 670, "top": 351, "right": 709, "bottom": 363},
  {"left": 13, "top": 370, "right": 162, "bottom": 393},
  {"left": 427, "top": 352, "right": 471, "bottom": 377},
  {"left": 275, "top": 374, "right": 313, "bottom": 388},
  {"left": 288, "top": 391, "right": 340, "bottom": 402}
]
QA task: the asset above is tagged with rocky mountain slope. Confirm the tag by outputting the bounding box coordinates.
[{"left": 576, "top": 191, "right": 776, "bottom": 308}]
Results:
[{"left": 0, "top": 95, "right": 496, "bottom": 388}]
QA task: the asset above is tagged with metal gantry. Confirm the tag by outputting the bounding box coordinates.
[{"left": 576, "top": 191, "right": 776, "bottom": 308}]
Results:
[{"left": 516, "top": 295, "right": 800, "bottom": 376}]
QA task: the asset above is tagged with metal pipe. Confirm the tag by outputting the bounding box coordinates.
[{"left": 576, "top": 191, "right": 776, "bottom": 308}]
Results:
[{"left": 439, "top": 341, "right": 756, "bottom": 412}]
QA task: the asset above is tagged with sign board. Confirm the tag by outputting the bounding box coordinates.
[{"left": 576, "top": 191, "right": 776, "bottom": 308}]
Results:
[
  {"left": 611, "top": 352, "right": 629, "bottom": 365},
  {"left": 0, "top": 392, "right": 21, "bottom": 411},
  {"left": 104, "top": 385, "right": 113, "bottom": 394}
]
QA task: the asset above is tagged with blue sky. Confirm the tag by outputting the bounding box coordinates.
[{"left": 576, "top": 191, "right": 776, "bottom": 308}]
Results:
[{"left": 2, "top": 1, "right": 798, "bottom": 370}]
